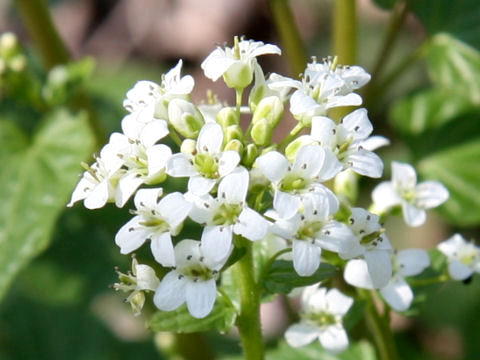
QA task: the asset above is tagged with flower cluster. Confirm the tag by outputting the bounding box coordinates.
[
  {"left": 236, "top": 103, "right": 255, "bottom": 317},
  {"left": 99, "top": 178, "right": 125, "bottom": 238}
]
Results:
[{"left": 70, "top": 36, "right": 476, "bottom": 354}]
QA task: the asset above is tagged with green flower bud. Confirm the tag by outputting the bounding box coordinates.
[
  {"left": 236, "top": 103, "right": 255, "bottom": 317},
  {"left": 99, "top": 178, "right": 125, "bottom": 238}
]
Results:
[
  {"left": 243, "top": 143, "right": 259, "bottom": 167},
  {"left": 168, "top": 98, "right": 204, "bottom": 138},
  {"left": 225, "top": 124, "right": 243, "bottom": 143},
  {"left": 334, "top": 169, "right": 358, "bottom": 204},
  {"left": 251, "top": 119, "right": 270, "bottom": 146},
  {"left": 285, "top": 135, "right": 315, "bottom": 162},
  {"left": 216, "top": 106, "right": 239, "bottom": 129},
  {"left": 224, "top": 139, "right": 244, "bottom": 154},
  {"left": 180, "top": 138, "right": 196, "bottom": 154},
  {"left": 223, "top": 61, "right": 254, "bottom": 90},
  {"left": 252, "top": 96, "right": 283, "bottom": 125},
  {"left": 0, "top": 32, "right": 19, "bottom": 59}
]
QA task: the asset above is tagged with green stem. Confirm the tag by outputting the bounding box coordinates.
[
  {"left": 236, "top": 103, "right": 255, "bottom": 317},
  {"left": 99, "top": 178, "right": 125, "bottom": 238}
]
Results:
[
  {"left": 268, "top": 0, "right": 308, "bottom": 77},
  {"left": 278, "top": 122, "right": 304, "bottom": 151},
  {"left": 234, "top": 238, "right": 264, "bottom": 360},
  {"left": 359, "top": 289, "right": 398, "bottom": 360},
  {"left": 14, "top": 0, "right": 70, "bottom": 69},
  {"left": 408, "top": 274, "right": 448, "bottom": 287},
  {"left": 167, "top": 124, "right": 183, "bottom": 148}
]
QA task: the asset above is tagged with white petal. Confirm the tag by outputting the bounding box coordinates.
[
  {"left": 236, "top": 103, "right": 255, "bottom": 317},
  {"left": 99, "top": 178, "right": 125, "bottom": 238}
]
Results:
[
  {"left": 365, "top": 250, "right": 393, "bottom": 288},
  {"left": 186, "top": 279, "right": 217, "bottom": 318},
  {"left": 147, "top": 144, "right": 171, "bottom": 178},
  {"left": 201, "top": 225, "right": 233, "bottom": 265},
  {"left": 140, "top": 119, "right": 169, "bottom": 147},
  {"left": 197, "top": 123, "right": 223, "bottom": 155},
  {"left": 392, "top": 161, "right": 417, "bottom": 190},
  {"left": 415, "top": 181, "right": 449, "bottom": 209},
  {"left": 153, "top": 271, "right": 186, "bottom": 311},
  {"left": 218, "top": 151, "right": 240, "bottom": 176},
  {"left": 218, "top": 167, "right": 249, "bottom": 204},
  {"left": 341, "top": 108, "right": 372, "bottom": 139},
  {"left": 449, "top": 260, "right": 474, "bottom": 280},
  {"left": 174, "top": 239, "right": 202, "bottom": 266},
  {"left": 292, "top": 145, "right": 325, "bottom": 178},
  {"left": 396, "top": 249, "right": 430, "bottom": 277},
  {"left": 285, "top": 323, "right": 319, "bottom": 347},
  {"left": 115, "top": 217, "right": 148, "bottom": 254},
  {"left": 185, "top": 192, "right": 213, "bottom": 224},
  {"left": 188, "top": 176, "right": 217, "bottom": 196},
  {"left": 166, "top": 154, "right": 196, "bottom": 177},
  {"left": 84, "top": 179, "right": 110, "bottom": 209},
  {"left": 326, "top": 289, "right": 353, "bottom": 316},
  {"left": 311, "top": 116, "right": 337, "bottom": 148},
  {"left": 134, "top": 187, "right": 162, "bottom": 210},
  {"left": 344, "top": 259, "right": 374, "bottom": 289},
  {"left": 290, "top": 90, "right": 320, "bottom": 115},
  {"left": 292, "top": 240, "right": 321, "bottom": 276},
  {"left": 317, "top": 149, "right": 343, "bottom": 182},
  {"left": 135, "top": 264, "right": 159, "bottom": 291},
  {"left": 201, "top": 48, "right": 236, "bottom": 81},
  {"left": 380, "top": 277, "right": 413, "bottom": 312},
  {"left": 249, "top": 43, "right": 282, "bottom": 57},
  {"left": 316, "top": 221, "right": 356, "bottom": 254},
  {"left": 116, "top": 172, "right": 144, "bottom": 207},
  {"left": 234, "top": 208, "right": 269, "bottom": 241},
  {"left": 151, "top": 232, "right": 176, "bottom": 267},
  {"left": 325, "top": 93, "right": 362, "bottom": 109},
  {"left": 158, "top": 192, "right": 192, "bottom": 229},
  {"left": 402, "top": 202, "right": 426, "bottom": 227},
  {"left": 273, "top": 191, "right": 301, "bottom": 219},
  {"left": 438, "top": 234, "right": 466, "bottom": 257},
  {"left": 319, "top": 326, "right": 349, "bottom": 354},
  {"left": 360, "top": 135, "right": 390, "bottom": 151},
  {"left": 371, "top": 182, "right": 401, "bottom": 212},
  {"left": 346, "top": 149, "right": 383, "bottom": 178},
  {"left": 255, "top": 151, "right": 289, "bottom": 183}
]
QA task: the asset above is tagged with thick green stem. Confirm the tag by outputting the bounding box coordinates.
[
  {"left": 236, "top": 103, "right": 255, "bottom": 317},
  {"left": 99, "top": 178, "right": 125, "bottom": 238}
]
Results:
[
  {"left": 14, "top": 0, "right": 70, "bottom": 69},
  {"left": 234, "top": 239, "right": 264, "bottom": 360},
  {"left": 360, "top": 290, "right": 398, "bottom": 360},
  {"left": 269, "top": 0, "right": 308, "bottom": 77}
]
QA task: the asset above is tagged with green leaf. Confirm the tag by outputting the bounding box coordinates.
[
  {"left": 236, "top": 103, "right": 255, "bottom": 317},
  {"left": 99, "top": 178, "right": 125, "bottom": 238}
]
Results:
[
  {"left": 418, "top": 139, "right": 480, "bottom": 225},
  {"left": 147, "top": 295, "right": 237, "bottom": 334},
  {"left": 427, "top": 34, "right": 480, "bottom": 104},
  {"left": 263, "top": 261, "right": 337, "bottom": 295},
  {"left": 263, "top": 340, "right": 376, "bottom": 360},
  {"left": 0, "top": 109, "right": 94, "bottom": 301}
]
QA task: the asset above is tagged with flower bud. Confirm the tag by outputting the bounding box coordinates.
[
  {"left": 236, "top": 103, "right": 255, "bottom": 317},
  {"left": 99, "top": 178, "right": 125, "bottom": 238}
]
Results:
[
  {"left": 334, "top": 169, "right": 358, "bottom": 204},
  {"left": 0, "top": 32, "right": 19, "bottom": 59},
  {"left": 251, "top": 119, "right": 270, "bottom": 146},
  {"left": 243, "top": 143, "right": 259, "bottom": 167},
  {"left": 285, "top": 135, "right": 315, "bottom": 162},
  {"left": 225, "top": 124, "right": 243, "bottom": 143},
  {"left": 180, "top": 138, "right": 196, "bottom": 154},
  {"left": 216, "top": 107, "right": 239, "bottom": 129},
  {"left": 223, "top": 62, "right": 253, "bottom": 90},
  {"left": 168, "top": 98, "right": 204, "bottom": 138},
  {"left": 224, "top": 139, "right": 244, "bottom": 154},
  {"left": 251, "top": 96, "right": 283, "bottom": 145}
]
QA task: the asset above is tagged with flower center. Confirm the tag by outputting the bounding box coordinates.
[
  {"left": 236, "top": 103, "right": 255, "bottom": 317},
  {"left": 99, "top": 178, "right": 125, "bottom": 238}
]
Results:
[
  {"left": 305, "top": 311, "right": 337, "bottom": 327},
  {"left": 181, "top": 263, "right": 215, "bottom": 281},
  {"left": 212, "top": 203, "right": 243, "bottom": 225},
  {"left": 297, "top": 221, "right": 324, "bottom": 242},
  {"left": 194, "top": 153, "right": 219, "bottom": 178},
  {"left": 279, "top": 172, "right": 309, "bottom": 193}
]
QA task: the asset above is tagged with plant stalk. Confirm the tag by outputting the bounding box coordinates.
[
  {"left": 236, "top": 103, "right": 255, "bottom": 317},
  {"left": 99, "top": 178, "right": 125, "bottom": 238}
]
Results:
[{"left": 234, "top": 238, "right": 264, "bottom": 360}]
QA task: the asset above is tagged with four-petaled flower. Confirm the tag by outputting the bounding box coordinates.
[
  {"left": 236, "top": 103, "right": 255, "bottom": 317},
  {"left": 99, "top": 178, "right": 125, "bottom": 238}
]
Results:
[
  {"left": 438, "top": 234, "right": 480, "bottom": 281},
  {"left": 372, "top": 161, "right": 449, "bottom": 227},
  {"left": 285, "top": 285, "right": 353, "bottom": 354}
]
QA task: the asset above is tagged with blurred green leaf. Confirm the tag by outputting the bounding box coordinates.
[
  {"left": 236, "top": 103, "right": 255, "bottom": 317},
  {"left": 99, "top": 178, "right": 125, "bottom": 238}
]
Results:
[
  {"left": 373, "top": 1, "right": 480, "bottom": 50},
  {"left": 148, "top": 295, "right": 237, "bottom": 334},
  {"left": 263, "top": 340, "right": 376, "bottom": 360},
  {"left": 427, "top": 34, "right": 480, "bottom": 104},
  {"left": 418, "top": 139, "right": 480, "bottom": 225},
  {"left": 0, "top": 109, "right": 94, "bottom": 301},
  {"left": 263, "top": 261, "right": 337, "bottom": 295}
]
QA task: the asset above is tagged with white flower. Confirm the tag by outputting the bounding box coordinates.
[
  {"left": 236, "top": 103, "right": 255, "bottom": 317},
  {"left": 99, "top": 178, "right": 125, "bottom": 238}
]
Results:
[
  {"left": 310, "top": 109, "right": 385, "bottom": 178},
  {"left": 123, "top": 60, "right": 194, "bottom": 121},
  {"left": 68, "top": 135, "right": 125, "bottom": 209},
  {"left": 268, "top": 58, "right": 369, "bottom": 122},
  {"left": 115, "top": 188, "right": 192, "bottom": 267},
  {"left": 342, "top": 208, "right": 393, "bottom": 288},
  {"left": 187, "top": 167, "right": 269, "bottom": 263},
  {"left": 153, "top": 239, "right": 229, "bottom": 318},
  {"left": 256, "top": 144, "right": 341, "bottom": 219},
  {"left": 113, "top": 257, "right": 160, "bottom": 316},
  {"left": 344, "top": 249, "right": 430, "bottom": 312},
  {"left": 268, "top": 196, "right": 355, "bottom": 276},
  {"left": 372, "top": 161, "right": 449, "bottom": 227},
  {"left": 285, "top": 285, "right": 353, "bottom": 354},
  {"left": 201, "top": 37, "right": 281, "bottom": 89},
  {"left": 167, "top": 122, "right": 240, "bottom": 195},
  {"left": 438, "top": 234, "right": 480, "bottom": 281}
]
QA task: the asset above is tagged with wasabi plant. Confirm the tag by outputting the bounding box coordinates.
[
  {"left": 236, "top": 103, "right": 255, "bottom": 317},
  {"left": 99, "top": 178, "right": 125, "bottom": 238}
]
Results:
[{"left": 62, "top": 36, "right": 480, "bottom": 358}]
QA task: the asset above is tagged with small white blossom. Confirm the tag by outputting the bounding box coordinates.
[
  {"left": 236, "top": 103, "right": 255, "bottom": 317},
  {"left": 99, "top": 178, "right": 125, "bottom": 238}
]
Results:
[
  {"left": 372, "top": 161, "right": 449, "bottom": 227},
  {"left": 285, "top": 285, "right": 353, "bottom": 354},
  {"left": 153, "top": 239, "right": 229, "bottom": 319},
  {"left": 268, "top": 196, "right": 356, "bottom": 276},
  {"left": 344, "top": 249, "right": 430, "bottom": 311},
  {"left": 438, "top": 234, "right": 480, "bottom": 281},
  {"left": 256, "top": 144, "right": 341, "bottom": 219},
  {"left": 311, "top": 109, "right": 385, "bottom": 178},
  {"left": 115, "top": 188, "right": 192, "bottom": 267},
  {"left": 167, "top": 122, "right": 240, "bottom": 195},
  {"left": 342, "top": 208, "right": 393, "bottom": 288},
  {"left": 201, "top": 37, "right": 281, "bottom": 89},
  {"left": 187, "top": 167, "right": 269, "bottom": 263}
]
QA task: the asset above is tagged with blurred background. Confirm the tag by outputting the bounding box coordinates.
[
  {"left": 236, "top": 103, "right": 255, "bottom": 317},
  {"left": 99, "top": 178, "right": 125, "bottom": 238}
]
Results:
[{"left": 0, "top": 0, "right": 479, "bottom": 359}]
